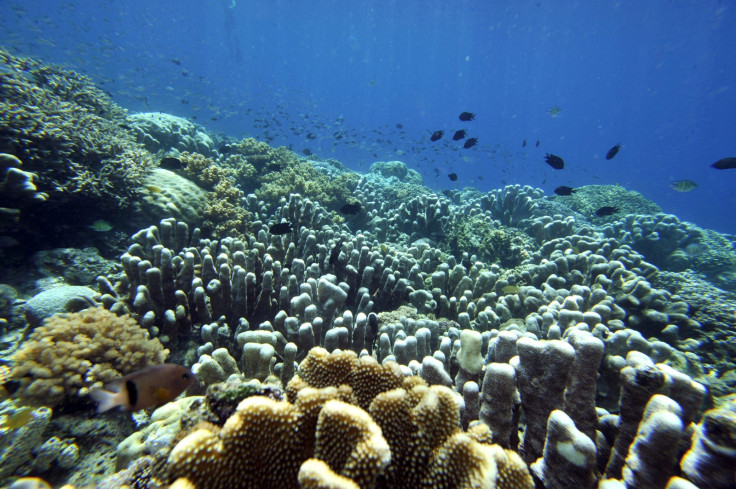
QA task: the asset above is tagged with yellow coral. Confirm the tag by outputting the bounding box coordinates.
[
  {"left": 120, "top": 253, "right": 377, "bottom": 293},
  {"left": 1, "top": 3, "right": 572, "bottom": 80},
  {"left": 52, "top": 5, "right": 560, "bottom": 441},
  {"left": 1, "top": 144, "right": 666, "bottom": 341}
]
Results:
[
  {"left": 298, "top": 459, "right": 360, "bottom": 489},
  {"left": 166, "top": 387, "right": 388, "bottom": 489},
  {"left": 178, "top": 151, "right": 250, "bottom": 239},
  {"left": 289, "top": 348, "right": 403, "bottom": 410},
  {"left": 11, "top": 307, "right": 168, "bottom": 407}
]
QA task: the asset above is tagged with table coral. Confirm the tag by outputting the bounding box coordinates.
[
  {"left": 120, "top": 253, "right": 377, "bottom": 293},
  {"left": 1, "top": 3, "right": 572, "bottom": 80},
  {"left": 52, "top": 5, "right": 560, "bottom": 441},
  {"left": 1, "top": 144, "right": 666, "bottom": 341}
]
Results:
[{"left": 10, "top": 307, "right": 168, "bottom": 407}]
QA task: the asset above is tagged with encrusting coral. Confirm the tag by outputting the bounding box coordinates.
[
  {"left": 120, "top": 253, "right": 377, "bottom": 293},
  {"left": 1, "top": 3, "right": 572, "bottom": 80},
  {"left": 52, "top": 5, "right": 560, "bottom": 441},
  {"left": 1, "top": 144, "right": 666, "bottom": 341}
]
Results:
[{"left": 10, "top": 306, "right": 169, "bottom": 407}]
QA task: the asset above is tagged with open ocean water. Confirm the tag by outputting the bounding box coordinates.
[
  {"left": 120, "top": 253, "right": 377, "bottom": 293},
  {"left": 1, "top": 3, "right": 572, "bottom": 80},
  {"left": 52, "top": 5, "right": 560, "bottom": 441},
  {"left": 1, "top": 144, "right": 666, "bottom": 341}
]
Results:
[{"left": 1, "top": 0, "right": 735, "bottom": 232}]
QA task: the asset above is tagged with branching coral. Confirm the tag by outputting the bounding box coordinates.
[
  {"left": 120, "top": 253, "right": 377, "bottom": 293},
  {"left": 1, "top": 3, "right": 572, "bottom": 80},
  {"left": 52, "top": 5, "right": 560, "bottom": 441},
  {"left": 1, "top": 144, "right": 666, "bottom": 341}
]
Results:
[
  {"left": 10, "top": 306, "right": 169, "bottom": 407},
  {"left": 179, "top": 151, "right": 250, "bottom": 238},
  {"left": 257, "top": 161, "right": 360, "bottom": 212},
  {"left": 0, "top": 48, "right": 154, "bottom": 207}
]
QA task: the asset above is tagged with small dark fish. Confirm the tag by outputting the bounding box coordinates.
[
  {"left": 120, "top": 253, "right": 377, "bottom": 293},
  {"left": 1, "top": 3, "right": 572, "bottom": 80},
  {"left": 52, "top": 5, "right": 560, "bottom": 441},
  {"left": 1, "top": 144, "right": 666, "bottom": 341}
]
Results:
[
  {"left": 536, "top": 140, "right": 540, "bottom": 147},
  {"left": 459, "top": 112, "right": 476, "bottom": 121},
  {"left": 90, "top": 364, "right": 195, "bottom": 413},
  {"left": 452, "top": 130, "right": 466, "bottom": 141},
  {"left": 595, "top": 206, "right": 619, "bottom": 217},
  {"left": 605, "top": 143, "right": 622, "bottom": 160},
  {"left": 554, "top": 186, "right": 576, "bottom": 196},
  {"left": 171, "top": 58, "right": 182, "bottom": 65},
  {"left": 160, "top": 156, "right": 183, "bottom": 170},
  {"left": 430, "top": 130, "right": 444, "bottom": 142},
  {"left": 670, "top": 180, "right": 698, "bottom": 192},
  {"left": 269, "top": 222, "right": 293, "bottom": 235},
  {"left": 302, "top": 148, "right": 312, "bottom": 156},
  {"left": 339, "top": 202, "right": 361, "bottom": 215},
  {"left": 448, "top": 173, "right": 458, "bottom": 181},
  {"left": 711, "top": 157, "right": 736, "bottom": 170},
  {"left": 329, "top": 238, "right": 343, "bottom": 266},
  {"left": 522, "top": 139, "right": 527, "bottom": 147},
  {"left": 544, "top": 153, "right": 565, "bottom": 170},
  {"left": 463, "top": 138, "right": 478, "bottom": 149}
]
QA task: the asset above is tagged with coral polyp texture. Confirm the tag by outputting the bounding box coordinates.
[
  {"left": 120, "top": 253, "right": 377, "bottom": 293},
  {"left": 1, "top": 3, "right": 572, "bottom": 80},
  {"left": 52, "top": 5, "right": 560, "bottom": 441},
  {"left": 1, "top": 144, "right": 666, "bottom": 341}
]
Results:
[
  {"left": 166, "top": 348, "right": 534, "bottom": 489},
  {"left": 10, "top": 306, "right": 169, "bottom": 407}
]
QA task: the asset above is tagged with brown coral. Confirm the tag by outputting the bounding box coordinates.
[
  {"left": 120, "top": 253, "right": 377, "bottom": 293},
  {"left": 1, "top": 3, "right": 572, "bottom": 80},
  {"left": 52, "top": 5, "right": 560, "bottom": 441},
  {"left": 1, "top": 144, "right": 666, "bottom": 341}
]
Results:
[
  {"left": 288, "top": 347, "right": 404, "bottom": 410},
  {"left": 298, "top": 459, "right": 361, "bottom": 489},
  {"left": 257, "top": 161, "right": 360, "bottom": 212},
  {"left": 11, "top": 306, "right": 168, "bottom": 407},
  {"left": 178, "top": 151, "right": 250, "bottom": 238},
  {"left": 166, "top": 387, "right": 388, "bottom": 489}
]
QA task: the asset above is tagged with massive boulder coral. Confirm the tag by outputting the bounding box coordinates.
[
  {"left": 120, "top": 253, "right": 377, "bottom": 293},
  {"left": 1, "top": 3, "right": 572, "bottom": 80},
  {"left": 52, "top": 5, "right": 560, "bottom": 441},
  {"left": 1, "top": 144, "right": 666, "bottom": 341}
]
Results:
[
  {"left": 127, "top": 112, "right": 215, "bottom": 156},
  {"left": 10, "top": 306, "right": 169, "bottom": 407}
]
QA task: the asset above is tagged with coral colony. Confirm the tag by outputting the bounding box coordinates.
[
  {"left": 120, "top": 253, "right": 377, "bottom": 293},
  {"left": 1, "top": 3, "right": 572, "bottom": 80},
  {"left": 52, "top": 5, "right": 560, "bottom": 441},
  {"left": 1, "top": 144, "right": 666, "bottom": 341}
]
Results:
[{"left": 1, "top": 49, "right": 735, "bottom": 489}]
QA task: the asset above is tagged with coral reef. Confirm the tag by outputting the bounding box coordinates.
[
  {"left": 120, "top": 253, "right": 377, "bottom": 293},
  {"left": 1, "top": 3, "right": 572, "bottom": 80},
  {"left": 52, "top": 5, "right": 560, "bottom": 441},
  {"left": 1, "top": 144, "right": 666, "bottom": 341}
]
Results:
[
  {"left": 11, "top": 307, "right": 169, "bottom": 407},
  {"left": 257, "top": 161, "right": 361, "bottom": 213},
  {"left": 0, "top": 49, "right": 155, "bottom": 206},
  {"left": 178, "top": 151, "right": 250, "bottom": 238},
  {"left": 127, "top": 112, "right": 215, "bottom": 156},
  {"left": 0, "top": 153, "right": 47, "bottom": 227},
  {"left": 165, "top": 348, "right": 534, "bottom": 489}
]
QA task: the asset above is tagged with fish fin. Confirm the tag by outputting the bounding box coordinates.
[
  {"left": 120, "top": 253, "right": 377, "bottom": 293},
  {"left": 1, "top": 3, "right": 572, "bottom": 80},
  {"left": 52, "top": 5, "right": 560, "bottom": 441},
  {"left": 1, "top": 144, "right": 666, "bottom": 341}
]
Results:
[
  {"left": 153, "top": 387, "right": 172, "bottom": 403},
  {"left": 90, "top": 386, "right": 125, "bottom": 413}
]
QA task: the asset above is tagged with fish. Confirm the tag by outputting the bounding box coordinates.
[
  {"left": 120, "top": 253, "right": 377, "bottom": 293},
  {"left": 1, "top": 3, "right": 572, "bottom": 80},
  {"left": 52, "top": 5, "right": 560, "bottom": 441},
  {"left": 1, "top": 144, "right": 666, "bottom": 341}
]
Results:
[
  {"left": 502, "top": 285, "right": 519, "bottom": 294},
  {"left": 430, "top": 130, "right": 444, "bottom": 142},
  {"left": 89, "top": 364, "right": 195, "bottom": 413},
  {"left": 544, "top": 153, "right": 565, "bottom": 170},
  {"left": 88, "top": 220, "right": 113, "bottom": 232},
  {"left": 160, "top": 156, "right": 183, "bottom": 170},
  {"left": 269, "top": 222, "right": 293, "bottom": 235},
  {"left": 329, "top": 238, "right": 343, "bottom": 266},
  {"left": 448, "top": 173, "right": 458, "bottom": 181},
  {"left": 683, "top": 242, "right": 707, "bottom": 259},
  {"left": 711, "top": 157, "right": 736, "bottom": 170},
  {"left": 536, "top": 140, "right": 540, "bottom": 147},
  {"left": 522, "top": 139, "right": 526, "bottom": 147},
  {"left": 546, "top": 106, "right": 562, "bottom": 118},
  {"left": 463, "top": 138, "right": 478, "bottom": 149},
  {"left": 7, "top": 478, "right": 52, "bottom": 489},
  {"left": 605, "top": 143, "right": 622, "bottom": 160},
  {"left": 554, "top": 186, "right": 576, "bottom": 196},
  {"left": 452, "top": 130, "right": 466, "bottom": 141},
  {"left": 145, "top": 185, "right": 163, "bottom": 194},
  {"left": 670, "top": 180, "right": 698, "bottom": 192},
  {"left": 459, "top": 112, "right": 476, "bottom": 121},
  {"left": 595, "top": 206, "right": 619, "bottom": 217},
  {"left": 339, "top": 203, "right": 361, "bottom": 215}
]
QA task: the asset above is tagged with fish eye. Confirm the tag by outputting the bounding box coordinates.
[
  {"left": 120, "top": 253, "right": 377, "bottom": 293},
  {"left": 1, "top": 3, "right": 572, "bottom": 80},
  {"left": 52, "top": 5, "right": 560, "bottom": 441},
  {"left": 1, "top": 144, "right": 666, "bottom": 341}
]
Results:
[{"left": 183, "top": 373, "right": 191, "bottom": 379}]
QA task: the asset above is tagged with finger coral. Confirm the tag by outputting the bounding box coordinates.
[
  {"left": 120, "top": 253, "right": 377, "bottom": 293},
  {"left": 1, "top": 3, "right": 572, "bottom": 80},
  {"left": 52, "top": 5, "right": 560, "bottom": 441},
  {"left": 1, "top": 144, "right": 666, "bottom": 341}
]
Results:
[{"left": 10, "top": 306, "right": 169, "bottom": 407}]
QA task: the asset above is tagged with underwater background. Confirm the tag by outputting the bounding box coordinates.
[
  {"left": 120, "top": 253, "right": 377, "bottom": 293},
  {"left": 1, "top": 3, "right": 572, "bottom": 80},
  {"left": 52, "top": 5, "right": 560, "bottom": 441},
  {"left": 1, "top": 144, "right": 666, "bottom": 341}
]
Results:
[
  {"left": 2, "top": 0, "right": 736, "bottom": 232},
  {"left": 1, "top": 1, "right": 736, "bottom": 489}
]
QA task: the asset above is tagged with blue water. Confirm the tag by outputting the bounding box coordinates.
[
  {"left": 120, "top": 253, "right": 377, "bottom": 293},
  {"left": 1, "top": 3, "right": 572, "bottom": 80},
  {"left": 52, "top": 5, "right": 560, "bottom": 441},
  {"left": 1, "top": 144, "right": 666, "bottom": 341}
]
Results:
[{"left": 2, "top": 0, "right": 735, "bottom": 233}]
